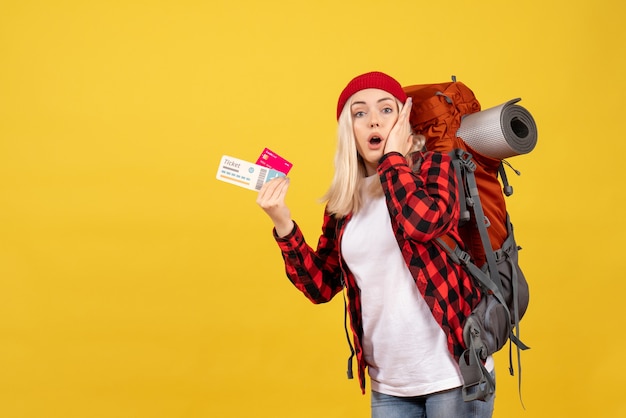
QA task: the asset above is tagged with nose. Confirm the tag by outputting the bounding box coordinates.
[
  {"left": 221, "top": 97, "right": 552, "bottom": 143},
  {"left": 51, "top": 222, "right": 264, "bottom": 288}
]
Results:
[{"left": 368, "top": 113, "right": 380, "bottom": 128}]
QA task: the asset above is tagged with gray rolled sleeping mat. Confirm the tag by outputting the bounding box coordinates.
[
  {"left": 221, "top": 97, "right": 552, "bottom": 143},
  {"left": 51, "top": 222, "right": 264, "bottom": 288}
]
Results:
[{"left": 457, "top": 98, "right": 538, "bottom": 160}]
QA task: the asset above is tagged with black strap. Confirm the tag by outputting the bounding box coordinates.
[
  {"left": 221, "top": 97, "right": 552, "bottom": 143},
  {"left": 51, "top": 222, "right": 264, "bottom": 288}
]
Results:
[
  {"left": 338, "top": 261, "right": 355, "bottom": 380},
  {"left": 342, "top": 288, "right": 355, "bottom": 380}
]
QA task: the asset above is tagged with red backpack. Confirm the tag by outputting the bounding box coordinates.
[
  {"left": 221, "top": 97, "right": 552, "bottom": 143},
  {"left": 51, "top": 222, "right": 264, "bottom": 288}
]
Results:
[{"left": 404, "top": 78, "right": 535, "bottom": 402}]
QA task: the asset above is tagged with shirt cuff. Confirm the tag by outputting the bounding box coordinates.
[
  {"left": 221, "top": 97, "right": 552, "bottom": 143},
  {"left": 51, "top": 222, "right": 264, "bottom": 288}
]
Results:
[
  {"left": 378, "top": 152, "right": 409, "bottom": 173},
  {"left": 274, "top": 221, "right": 304, "bottom": 252}
]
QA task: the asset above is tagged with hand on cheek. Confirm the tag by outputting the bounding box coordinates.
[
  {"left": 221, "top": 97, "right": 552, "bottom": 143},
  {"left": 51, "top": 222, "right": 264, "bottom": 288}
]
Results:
[{"left": 384, "top": 97, "right": 414, "bottom": 156}]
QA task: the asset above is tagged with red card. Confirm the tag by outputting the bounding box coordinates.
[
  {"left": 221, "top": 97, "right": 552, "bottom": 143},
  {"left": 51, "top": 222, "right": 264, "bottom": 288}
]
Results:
[{"left": 255, "top": 148, "right": 292, "bottom": 175}]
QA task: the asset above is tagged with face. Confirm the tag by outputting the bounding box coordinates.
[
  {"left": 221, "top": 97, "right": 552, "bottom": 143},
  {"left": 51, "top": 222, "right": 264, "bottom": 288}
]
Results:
[{"left": 350, "top": 88, "right": 399, "bottom": 176}]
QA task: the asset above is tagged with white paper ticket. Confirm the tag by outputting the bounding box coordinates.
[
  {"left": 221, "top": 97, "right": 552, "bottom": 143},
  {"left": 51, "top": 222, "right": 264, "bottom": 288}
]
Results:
[{"left": 216, "top": 155, "right": 285, "bottom": 191}]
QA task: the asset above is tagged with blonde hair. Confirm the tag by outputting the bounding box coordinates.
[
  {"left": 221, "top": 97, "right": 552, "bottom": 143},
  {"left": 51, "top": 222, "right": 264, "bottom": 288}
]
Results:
[{"left": 321, "top": 98, "right": 425, "bottom": 218}]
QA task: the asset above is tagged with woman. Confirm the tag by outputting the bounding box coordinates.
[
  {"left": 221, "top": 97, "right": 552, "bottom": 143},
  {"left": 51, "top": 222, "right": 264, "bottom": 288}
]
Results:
[{"left": 257, "top": 71, "right": 494, "bottom": 417}]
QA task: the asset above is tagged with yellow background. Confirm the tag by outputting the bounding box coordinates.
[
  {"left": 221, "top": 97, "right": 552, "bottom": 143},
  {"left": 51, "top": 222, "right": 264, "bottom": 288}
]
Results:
[{"left": 1, "top": 0, "right": 624, "bottom": 417}]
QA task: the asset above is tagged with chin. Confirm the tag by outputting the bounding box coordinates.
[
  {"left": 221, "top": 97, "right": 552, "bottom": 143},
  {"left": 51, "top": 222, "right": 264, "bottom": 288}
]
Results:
[{"left": 364, "top": 152, "right": 382, "bottom": 166}]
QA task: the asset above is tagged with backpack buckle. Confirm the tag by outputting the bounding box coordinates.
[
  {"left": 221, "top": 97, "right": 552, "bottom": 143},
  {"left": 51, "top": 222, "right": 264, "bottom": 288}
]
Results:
[
  {"left": 456, "top": 149, "right": 477, "bottom": 172},
  {"left": 458, "top": 250, "right": 472, "bottom": 265},
  {"left": 493, "top": 248, "right": 508, "bottom": 262}
]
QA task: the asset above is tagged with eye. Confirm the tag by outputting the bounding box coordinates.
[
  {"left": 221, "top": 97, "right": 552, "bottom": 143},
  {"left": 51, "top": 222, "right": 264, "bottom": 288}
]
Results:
[
  {"left": 353, "top": 111, "right": 366, "bottom": 118},
  {"left": 382, "top": 106, "right": 394, "bottom": 114}
]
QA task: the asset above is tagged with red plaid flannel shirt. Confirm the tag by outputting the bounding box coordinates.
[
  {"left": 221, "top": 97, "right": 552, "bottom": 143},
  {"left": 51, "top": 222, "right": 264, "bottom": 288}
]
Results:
[{"left": 274, "top": 151, "right": 480, "bottom": 393}]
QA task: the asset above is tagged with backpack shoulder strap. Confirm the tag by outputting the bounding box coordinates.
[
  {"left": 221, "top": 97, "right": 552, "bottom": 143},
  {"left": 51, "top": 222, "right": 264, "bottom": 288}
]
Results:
[{"left": 454, "top": 150, "right": 503, "bottom": 290}]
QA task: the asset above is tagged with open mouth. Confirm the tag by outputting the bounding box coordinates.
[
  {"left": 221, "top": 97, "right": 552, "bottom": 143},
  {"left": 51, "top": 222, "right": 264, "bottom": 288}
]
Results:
[{"left": 369, "top": 136, "right": 382, "bottom": 145}]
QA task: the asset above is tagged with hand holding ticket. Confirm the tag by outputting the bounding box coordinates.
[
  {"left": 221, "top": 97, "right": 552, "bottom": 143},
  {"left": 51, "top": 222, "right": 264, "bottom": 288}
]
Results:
[{"left": 216, "top": 148, "right": 292, "bottom": 191}]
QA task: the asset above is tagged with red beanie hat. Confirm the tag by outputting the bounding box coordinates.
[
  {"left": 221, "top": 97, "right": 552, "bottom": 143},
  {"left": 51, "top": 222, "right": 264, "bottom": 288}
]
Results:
[{"left": 336, "top": 71, "right": 407, "bottom": 120}]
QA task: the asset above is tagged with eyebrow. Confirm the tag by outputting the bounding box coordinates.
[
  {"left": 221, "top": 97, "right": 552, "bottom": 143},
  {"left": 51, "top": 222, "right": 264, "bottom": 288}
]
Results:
[{"left": 350, "top": 97, "right": 395, "bottom": 107}]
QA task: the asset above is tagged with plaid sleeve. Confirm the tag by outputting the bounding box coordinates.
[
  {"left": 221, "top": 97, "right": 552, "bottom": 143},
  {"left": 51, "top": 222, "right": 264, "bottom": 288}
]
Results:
[
  {"left": 274, "top": 213, "right": 344, "bottom": 304},
  {"left": 378, "top": 151, "right": 479, "bottom": 359},
  {"left": 377, "top": 151, "right": 459, "bottom": 242}
]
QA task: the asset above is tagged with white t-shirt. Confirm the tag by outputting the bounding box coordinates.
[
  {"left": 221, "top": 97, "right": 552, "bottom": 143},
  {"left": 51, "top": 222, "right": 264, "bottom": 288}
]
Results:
[{"left": 341, "top": 175, "right": 492, "bottom": 396}]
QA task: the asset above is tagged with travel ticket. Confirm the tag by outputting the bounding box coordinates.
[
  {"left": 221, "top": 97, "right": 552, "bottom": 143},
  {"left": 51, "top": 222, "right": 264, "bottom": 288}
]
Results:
[{"left": 216, "top": 155, "right": 286, "bottom": 191}]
